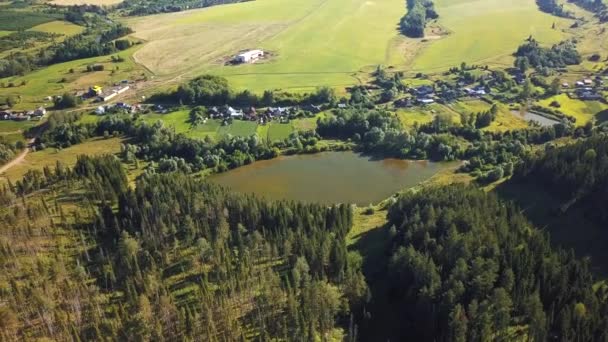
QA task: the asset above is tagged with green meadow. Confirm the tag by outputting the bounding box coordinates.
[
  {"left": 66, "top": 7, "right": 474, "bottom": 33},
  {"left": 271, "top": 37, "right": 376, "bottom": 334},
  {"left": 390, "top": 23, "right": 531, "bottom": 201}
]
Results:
[
  {"left": 127, "top": 0, "right": 577, "bottom": 92},
  {"left": 139, "top": 109, "right": 299, "bottom": 141},
  {"left": 538, "top": 94, "right": 608, "bottom": 125},
  {"left": 0, "top": 46, "right": 145, "bottom": 110},
  {"left": 126, "top": 0, "right": 406, "bottom": 92},
  {"left": 410, "top": 0, "right": 572, "bottom": 71}
]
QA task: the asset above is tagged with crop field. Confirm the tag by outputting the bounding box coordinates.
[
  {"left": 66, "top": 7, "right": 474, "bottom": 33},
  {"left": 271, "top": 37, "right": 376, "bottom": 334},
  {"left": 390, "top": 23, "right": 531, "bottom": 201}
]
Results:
[
  {"left": 409, "top": 0, "right": 572, "bottom": 71},
  {"left": 125, "top": 0, "right": 405, "bottom": 92},
  {"left": 538, "top": 94, "right": 608, "bottom": 125}
]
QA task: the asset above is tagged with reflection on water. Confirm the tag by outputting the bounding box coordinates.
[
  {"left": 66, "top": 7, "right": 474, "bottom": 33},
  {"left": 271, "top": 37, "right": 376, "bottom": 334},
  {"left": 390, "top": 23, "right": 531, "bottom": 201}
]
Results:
[
  {"left": 209, "top": 151, "right": 456, "bottom": 205},
  {"left": 511, "top": 110, "right": 561, "bottom": 127}
]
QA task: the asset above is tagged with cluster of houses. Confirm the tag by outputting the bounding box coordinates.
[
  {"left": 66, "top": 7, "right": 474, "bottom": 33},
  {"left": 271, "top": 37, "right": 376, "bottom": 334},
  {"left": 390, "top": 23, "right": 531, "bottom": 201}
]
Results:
[
  {"left": 208, "top": 104, "right": 321, "bottom": 124},
  {"left": 95, "top": 102, "right": 144, "bottom": 115},
  {"left": 394, "top": 83, "right": 490, "bottom": 108},
  {"left": 0, "top": 107, "right": 46, "bottom": 121},
  {"left": 564, "top": 76, "right": 606, "bottom": 102}
]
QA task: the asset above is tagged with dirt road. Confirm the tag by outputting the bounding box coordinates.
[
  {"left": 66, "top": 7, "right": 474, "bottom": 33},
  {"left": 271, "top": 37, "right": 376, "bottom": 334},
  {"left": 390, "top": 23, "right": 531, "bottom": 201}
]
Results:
[{"left": 0, "top": 138, "right": 35, "bottom": 175}]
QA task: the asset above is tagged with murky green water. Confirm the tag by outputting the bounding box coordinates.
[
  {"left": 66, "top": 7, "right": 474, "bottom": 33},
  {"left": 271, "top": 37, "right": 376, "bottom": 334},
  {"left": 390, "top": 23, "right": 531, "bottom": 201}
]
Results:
[{"left": 210, "top": 151, "right": 456, "bottom": 205}]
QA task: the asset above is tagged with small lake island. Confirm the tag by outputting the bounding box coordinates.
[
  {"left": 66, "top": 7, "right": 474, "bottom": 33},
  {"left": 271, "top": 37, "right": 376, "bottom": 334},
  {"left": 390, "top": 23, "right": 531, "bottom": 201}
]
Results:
[{"left": 209, "top": 151, "right": 457, "bottom": 205}]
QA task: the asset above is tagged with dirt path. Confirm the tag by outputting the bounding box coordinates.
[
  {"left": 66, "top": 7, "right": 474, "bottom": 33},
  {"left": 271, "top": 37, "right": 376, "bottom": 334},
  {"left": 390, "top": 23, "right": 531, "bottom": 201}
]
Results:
[{"left": 0, "top": 138, "right": 35, "bottom": 175}]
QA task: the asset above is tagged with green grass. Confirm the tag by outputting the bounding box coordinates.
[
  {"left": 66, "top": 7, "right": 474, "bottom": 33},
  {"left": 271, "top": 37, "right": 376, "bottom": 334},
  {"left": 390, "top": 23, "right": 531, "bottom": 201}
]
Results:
[
  {"left": 267, "top": 123, "right": 293, "bottom": 141},
  {"left": 28, "top": 20, "right": 84, "bottom": 36},
  {"left": 217, "top": 120, "right": 258, "bottom": 137},
  {"left": 0, "top": 120, "right": 37, "bottom": 133},
  {"left": 0, "top": 11, "right": 61, "bottom": 30},
  {"left": 126, "top": 0, "right": 406, "bottom": 92},
  {"left": 395, "top": 108, "right": 434, "bottom": 128},
  {"left": 0, "top": 45, "right": 145, "bottom": 109},
  {"left": 0, "top": 137, "right": 123, "bottom": 181},
  {"left": 410, "top": 0, "right": 572, "bottom": 71},
  {"left": 0, "top": 30, "right": 11, "bottom": 37},
  {"left": 538, "top": 94, "right": 608, "bottom": 126},
  {"left": 449, "top": 100, "right": 527, "bottom": 132}
]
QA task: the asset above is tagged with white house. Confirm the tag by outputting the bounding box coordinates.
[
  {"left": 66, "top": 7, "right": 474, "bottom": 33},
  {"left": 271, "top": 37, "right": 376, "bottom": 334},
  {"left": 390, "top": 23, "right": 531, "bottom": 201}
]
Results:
[{"left": 235, "top": 50, "right": 264, "bottom": 63}]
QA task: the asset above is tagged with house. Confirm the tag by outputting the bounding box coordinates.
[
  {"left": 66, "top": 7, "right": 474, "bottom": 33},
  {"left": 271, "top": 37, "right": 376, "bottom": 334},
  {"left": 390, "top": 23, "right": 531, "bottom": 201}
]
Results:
[
  {"left": 101, "top": 85, "right": 130, "bottom": 102},
  {"left": 418, "top": 98, "right": 435, "bottom": 105},
  {"left": 579, "top": 92, "right": 604, "bottom": 101},
  {"left": 584, "top": 79, "right": 593, "bottom": 86},
  {"left": 394, "top": 98, "right": 413, "bottom": 108},
  {"left": 303, "top": 104, "right": 322, "bottom": 113},
  {"left": 562, "top": 82, "right": 570, "bottom": 88},
  {"left": 414, "top": 85, "right": 434, "bottom": 97},
  {"left": 337, "top": 103, "right": 348, "bottom": 109},
  {"left": 95, "top": 106, "right": 106, "bottom": 115},
  {"left": 245, "top": 107, "right": 257, "bottom": 120},
  {"left": 33, "top": 107, "right": 46, "bottom": 117},
  {"left": 235, "top": 50, "right": 264, "bottom": 64}
]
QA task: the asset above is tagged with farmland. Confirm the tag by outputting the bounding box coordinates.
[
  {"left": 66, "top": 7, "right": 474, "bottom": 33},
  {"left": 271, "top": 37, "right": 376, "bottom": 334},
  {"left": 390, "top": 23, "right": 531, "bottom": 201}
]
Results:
[
  {"left": 126, "top": 0, "right": 405, "bottom": 92},
  {"left": 410, "top": 0, "right": 572, "bottom": 71},
  {"left": 125, "top": 0, "right": 577, "bottom": 93},
  {"left": 0, "top": 45, "right": 146, "bottom": 109},
  {"left": 0, "top": 137, "right": 123, "bottom": 181}
]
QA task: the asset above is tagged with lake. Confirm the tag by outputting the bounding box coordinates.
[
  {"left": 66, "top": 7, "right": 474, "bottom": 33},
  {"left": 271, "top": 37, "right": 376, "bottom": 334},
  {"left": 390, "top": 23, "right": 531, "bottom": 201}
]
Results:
[
  {"left": 209, "top": 151, "right": 456, "bottom": 205},
  {"left": 510, "top": 110, "right": 561, "bottom": 127}
]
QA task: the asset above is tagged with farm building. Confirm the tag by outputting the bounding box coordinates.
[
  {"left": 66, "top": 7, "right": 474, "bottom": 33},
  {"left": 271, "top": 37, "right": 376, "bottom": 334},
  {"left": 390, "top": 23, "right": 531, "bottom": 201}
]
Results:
[
  {"left": 101, "top": 85, "right": 130, "bottom": 102},
  {"left": 235, "top": 50, "right": 264, "bottom": 63}
]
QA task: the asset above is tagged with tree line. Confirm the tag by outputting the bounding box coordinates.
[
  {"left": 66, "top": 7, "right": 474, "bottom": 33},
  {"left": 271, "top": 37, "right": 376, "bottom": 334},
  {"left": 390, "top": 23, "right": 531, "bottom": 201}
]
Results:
[{"left": 374, "top": 184, "right": 608, "bottom": 341}]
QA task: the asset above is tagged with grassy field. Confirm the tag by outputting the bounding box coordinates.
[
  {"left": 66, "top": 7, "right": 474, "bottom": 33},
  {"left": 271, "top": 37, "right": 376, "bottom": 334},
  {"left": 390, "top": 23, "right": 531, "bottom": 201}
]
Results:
[
  {"left": 125, "top": 0, "right": 405, "bottom": 92},
  {"left": 28, "top": 20, "right": 84, "bottom": 36},
  {"left": 139, "top": 109, "right": 318, "bottom": 141},
  {"left": 0, "top": 137, "right": 122, "bottom": 181},
  {"left": 0, "top": 45, "right": 145, "bottom": 109},
  {"left": 449, "top": 100, "right": 528, "bottom": 132},
  {"left": 0, "top": 119, "right": 37, "bottom": 133},
  {"left": 124, "top": 0, "right": 575, "bottom": 91},
  {"left": 409, "top": 0, "right": 572, "bottom": 71},
  {"left": 538, "top": 94, "right": 608, "bottom": 126}
]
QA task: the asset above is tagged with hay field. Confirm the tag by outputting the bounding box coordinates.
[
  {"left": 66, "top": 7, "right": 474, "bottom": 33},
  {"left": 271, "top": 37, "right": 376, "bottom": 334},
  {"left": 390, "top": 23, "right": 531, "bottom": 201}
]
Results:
[
  {"left": 410, "top": 0, "right": 572, "bottom": 71},
  {"left": 126, "top": 0, "right": 405, "bottom": 92},
  {"left": 127, "top": 0, "right": 578, "bottom": 91}
]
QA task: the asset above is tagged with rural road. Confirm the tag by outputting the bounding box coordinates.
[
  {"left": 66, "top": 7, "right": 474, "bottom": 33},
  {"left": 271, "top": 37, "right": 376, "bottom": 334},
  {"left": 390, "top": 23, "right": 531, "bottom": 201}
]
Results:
[{"left": 0, "top": 138, "right": 35, "bottom": 175}]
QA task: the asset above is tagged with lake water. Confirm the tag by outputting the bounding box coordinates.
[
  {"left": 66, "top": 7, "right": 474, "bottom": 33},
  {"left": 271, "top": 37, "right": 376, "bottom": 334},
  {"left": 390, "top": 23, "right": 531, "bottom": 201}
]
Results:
[
  {"left": 209, "top": 151, "right": 456, "bottom": 205},
  {"left": 511, "top": 110, "right": 561, "bottom": 127}
]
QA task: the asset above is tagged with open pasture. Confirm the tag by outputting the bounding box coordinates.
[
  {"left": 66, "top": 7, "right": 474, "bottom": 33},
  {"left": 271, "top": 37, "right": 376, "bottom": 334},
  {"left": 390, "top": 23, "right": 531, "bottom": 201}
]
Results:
[
  {"left": 0, "top": 137, "right": 123, "bottom": 181},
  {"left": 126, "top": 0, "right": 406, "bottom": 92},
  {"left": 409, "top": 0, "right": 572, "bottom": 71},
  {"left": 0, "top": 46, "right": 144, "bottom": 109}
]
